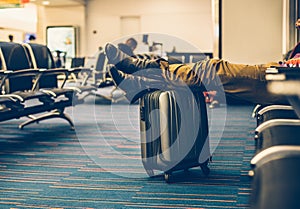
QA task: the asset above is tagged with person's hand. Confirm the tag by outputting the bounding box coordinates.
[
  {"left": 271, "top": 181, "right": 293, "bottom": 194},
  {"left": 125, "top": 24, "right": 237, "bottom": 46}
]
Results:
[
  {"left": 285, "top": 57, "right": 300, "bottom": 66},
  {"left": 203, "top": 91, "right": 217, "bottom": 103}
]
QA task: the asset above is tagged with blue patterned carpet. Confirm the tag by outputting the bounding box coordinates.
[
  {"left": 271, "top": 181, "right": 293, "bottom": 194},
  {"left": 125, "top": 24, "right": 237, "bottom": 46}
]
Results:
[{"left": 0, "top": 99, "right": 256, "bottom": 209}]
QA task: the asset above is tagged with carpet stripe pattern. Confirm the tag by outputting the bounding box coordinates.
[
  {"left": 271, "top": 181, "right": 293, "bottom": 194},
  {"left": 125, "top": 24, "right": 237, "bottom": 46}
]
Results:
[{"left": 0, "top": 101, "right": 255, "bottom": 209}]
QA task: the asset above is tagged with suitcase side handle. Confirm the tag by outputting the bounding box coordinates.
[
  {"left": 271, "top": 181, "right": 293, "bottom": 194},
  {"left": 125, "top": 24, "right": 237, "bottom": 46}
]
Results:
[{"left": 140, "top": 106, "right": 145, "bottom": 121}]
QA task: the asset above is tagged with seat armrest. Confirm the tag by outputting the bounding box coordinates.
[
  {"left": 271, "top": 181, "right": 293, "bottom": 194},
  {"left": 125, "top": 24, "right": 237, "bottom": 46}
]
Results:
[
  {"left": 38, "top": 68, "right": 70, "bottom": 88},
  {"left": 257, "top": 105, "right": 294, "bottom": 116},
  {"left": 69, "top": 67, "right": 93, "bottom": 74},
  {"left": 39, "top": 68, "right": 69, "bottom": 75},
  {"left": 2, "top": 69, "right": 39, "bottom": 78},
  {"left": 252, "top": 104, "right": 262, "bottom": 118},
  {"left": 0, "top": 69, "right": 40, "bottom": 91},
  {"left": 251, "top": 145, "right": 300, "bottom": 167},
  {"left": 255, "top": 118, "right": 300, "bottom": 134}
]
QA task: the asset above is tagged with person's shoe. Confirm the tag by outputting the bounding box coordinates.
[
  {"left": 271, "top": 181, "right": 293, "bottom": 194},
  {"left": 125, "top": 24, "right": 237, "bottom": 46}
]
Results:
[
  {"left": 108, "top": 65, "right": 165, "bottom": 104},
  {"left": 105, "top": 43, "right": 163, "bottom": 74}
]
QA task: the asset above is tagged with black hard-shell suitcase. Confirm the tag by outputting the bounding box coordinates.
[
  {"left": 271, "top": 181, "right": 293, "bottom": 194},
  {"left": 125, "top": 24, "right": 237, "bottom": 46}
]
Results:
[{"left": 139, "top": 89, "right": 210, "bottom": 182}]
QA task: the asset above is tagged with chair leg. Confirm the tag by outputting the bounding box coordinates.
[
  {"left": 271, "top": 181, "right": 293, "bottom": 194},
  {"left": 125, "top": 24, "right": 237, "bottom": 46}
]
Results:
[{"left": 19, "top": 109, "right": 75, "bottom": 130}]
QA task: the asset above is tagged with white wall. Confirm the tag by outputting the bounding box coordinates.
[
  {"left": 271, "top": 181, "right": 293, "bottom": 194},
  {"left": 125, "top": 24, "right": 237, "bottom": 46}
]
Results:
[
  {"left": 38, "top": 5, "right": 86, "bottom": 56},
  {"left": 0, "top": 4, "right": 37, "bottom": 33},
  {"left": 85, "top": 0, "right": 214, "bottom": 56},
  {"left": 1, "top": 0, "right": 286, "bottom": 64},
  {"left": 0, "top": 28, "right": 24, "bottom": 43},
  {"left": 222, "top": 0, "right": 283, "bottom": 64},
  {"left": 0, "top": 3, "right": 37, "bottom": 43}
]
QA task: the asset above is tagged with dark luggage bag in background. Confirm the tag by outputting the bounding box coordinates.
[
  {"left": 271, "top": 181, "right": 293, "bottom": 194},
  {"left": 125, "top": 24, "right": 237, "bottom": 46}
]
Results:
[{"left": 139, "top": 89, "right": 210, "bottom": 182}]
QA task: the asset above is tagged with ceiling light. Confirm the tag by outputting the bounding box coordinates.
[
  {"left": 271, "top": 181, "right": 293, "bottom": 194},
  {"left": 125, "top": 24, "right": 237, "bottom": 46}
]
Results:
[{"left": 42, "top": 1, "right": 50, "bottom": 5}]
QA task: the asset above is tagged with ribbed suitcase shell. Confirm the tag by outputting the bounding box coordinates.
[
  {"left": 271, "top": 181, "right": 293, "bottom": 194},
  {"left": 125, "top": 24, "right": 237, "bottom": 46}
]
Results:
[{"left": 140, "top": 89, "right": 210, "bottom": 182}]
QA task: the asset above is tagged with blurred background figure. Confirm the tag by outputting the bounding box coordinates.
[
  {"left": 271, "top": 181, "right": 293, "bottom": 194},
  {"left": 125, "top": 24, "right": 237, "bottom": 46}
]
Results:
[
  {"left": 117, "top": 37, "right": 138, "bottom": 56},
  {"left": 28, "top": 35, "right": 36, "bottom": 43},
  {"left": 8, "top": 34, "right": 14, "bottom": 42}
]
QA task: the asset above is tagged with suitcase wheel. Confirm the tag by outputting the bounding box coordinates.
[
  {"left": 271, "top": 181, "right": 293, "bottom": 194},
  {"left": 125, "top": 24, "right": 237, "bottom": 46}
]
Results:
[
  {"left": 164, "top": 173, "right": 172, "bottom": 183},
  {"left": 200, "top": 159, "right": 210, "bottom": 176}
]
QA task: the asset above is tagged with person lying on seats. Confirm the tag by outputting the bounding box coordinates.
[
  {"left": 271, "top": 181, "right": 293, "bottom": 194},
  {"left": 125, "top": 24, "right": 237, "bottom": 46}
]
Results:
[
  {"left": 106, "top": 18, "right": 300, "bottom": 106},
  {"left": 104, "top": 43, "right": 294, "bottom": 106}
]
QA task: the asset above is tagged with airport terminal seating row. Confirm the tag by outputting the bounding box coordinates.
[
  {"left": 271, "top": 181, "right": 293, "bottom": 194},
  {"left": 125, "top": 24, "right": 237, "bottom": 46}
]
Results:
[
  {"left": 249, "top": 66, "right": 300, "bottom": 209},
  {"left": 0, "top": 41, "right": 96, "bottom": 129}
]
